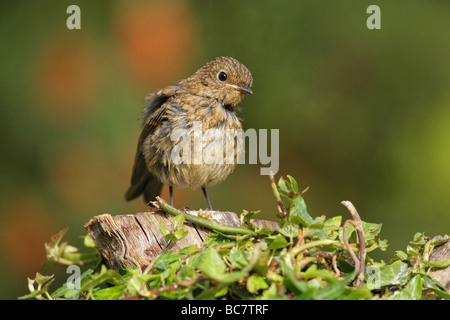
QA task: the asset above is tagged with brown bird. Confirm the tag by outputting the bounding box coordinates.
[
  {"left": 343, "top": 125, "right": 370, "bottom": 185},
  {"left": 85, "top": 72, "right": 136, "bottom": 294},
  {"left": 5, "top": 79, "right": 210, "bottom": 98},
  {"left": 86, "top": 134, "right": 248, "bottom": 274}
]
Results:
[{"left": 125, "top": 56, "right": 253, "bottom": 209}]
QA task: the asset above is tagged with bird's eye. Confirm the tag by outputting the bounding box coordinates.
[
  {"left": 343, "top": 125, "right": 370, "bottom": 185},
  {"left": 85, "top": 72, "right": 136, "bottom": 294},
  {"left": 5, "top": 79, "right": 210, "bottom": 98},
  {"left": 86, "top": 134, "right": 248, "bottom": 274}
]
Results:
[{"left": 218, "top": 71, "right": 228, "bottom": 82}]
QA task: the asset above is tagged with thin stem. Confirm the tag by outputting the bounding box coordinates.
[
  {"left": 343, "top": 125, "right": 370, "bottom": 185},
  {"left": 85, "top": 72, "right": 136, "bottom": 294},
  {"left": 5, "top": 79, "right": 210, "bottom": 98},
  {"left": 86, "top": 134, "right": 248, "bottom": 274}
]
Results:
[
  {"left": 342, "top": 220, "right": 361, "bottom": 273},
  {"left": 332, "top": 253, "right": 341, "bottom": 277},
  {"left": 291, "top": 239, "right": 352, "bottom": 257},
  {"left": 53, "top": 256, "right": 96, "bottom": 266},
  {"left": 269, "top": 172, "right": 287, "bottom": 218},
  {"left": 155, "top": 197, "right": 257, "bottom": 236},
  {"left": 341, "top": 201, "right": 366, "bottom": 288}
]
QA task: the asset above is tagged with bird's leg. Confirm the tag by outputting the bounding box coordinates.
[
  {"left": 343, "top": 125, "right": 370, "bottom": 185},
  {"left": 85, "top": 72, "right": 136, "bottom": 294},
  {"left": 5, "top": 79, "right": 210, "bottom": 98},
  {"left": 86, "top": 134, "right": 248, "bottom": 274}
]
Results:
[
  {"left": 202, "top": 187, "right": 213, "bottom": 210},
  {"left": 169, "top": 186, "right": 174, "bottom": 207}
]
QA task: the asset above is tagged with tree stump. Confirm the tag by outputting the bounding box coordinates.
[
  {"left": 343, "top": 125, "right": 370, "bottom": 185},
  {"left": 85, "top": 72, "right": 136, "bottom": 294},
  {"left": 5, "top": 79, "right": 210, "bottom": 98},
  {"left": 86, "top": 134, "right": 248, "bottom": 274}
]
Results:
[
  {"left": 428, "top": 235, "right": 450, "bottom": 290},
  {"left": 84, "top": 208, "right": 279, "bottom": 272}
]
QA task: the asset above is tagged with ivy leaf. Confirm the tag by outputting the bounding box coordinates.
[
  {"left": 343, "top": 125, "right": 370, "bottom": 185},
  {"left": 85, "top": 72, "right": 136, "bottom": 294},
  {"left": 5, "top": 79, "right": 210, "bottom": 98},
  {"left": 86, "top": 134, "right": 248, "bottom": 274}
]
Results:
[
  {"left": 247, "top": 274, "right": 269, "bottom": 294},
  {"left": 387, "top": 274, "right": 422, "bottom": 300},
  {"left": 268, "top": 235, "right": 290, "bottom": 250},
  {"left": 277, "top": 222, "right": 298, "bottom": 238},
  {"left": 159, "top": 222, "right": 188, "bottom": 242},
  {"left": 169, "top": 213, "right": 186, "bottom": 228},
  {"left": 313, "top": 272, "right": 355, "bottom": 300},
  {"left": 277, "top": 177, "right": 290, "bottom": 193},
  {"left": 80, "top": 265, "right": 123, "bottom": 293},
  {"left": 198, "top": 249, "right": 227, "bottom": 281},
  {"left": 289, "top": 195, "right": 313, "bottom": 227},
  {"left": 287, "top": 175, "right": 299, "bottom": 193},
  {"left": 93, "top": 285, "right": 125, "bottom": 300},
  {"left": 230, "top": 249, "right": 248, "bottom": 269},
  {"left": 421, "top": 274, "right": 450, "bottom": 299},
  {"left": 83, "top": 234, "right": 96, "bottom": 248},
  {"left": 19, "top": 273, "right": 55, "bottom": 300},
  {"left": 427, "top": 258, "right": 450, "bottom": 269},
  {"left": 241, "top": 210, "right": 261, "bottom": 223},
  {"left": 394, "top": 250, "right": 408, "bottom": 261},
  {"left": 364, "top": 261, "right": 410, "bottom": 290},
  {"left": 313, "top": 216, "right": 341, "bottom": 240},
  {"left": 280, "top": 259, "right": 308, "bottom": 295}
]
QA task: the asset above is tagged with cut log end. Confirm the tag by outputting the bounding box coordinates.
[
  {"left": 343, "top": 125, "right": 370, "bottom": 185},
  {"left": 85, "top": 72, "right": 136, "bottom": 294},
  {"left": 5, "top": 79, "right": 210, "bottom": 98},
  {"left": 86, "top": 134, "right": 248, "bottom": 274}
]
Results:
[{"left": 84, "top": 209, "right": 278, "bottom": 272}]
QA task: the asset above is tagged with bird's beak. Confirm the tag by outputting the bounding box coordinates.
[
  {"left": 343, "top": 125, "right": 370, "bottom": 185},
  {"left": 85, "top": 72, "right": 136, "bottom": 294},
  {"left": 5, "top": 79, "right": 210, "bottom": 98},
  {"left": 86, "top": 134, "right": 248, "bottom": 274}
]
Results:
[{"left": 226, "top": 84, "right": 253, "bottom": 95}]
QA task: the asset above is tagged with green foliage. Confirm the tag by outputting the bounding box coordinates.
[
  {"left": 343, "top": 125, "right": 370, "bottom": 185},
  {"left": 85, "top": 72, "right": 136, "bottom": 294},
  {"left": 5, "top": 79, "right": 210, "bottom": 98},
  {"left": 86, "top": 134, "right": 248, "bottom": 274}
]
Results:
[{"left": 21, "top": 175, "right": 449, "bottom": 300}]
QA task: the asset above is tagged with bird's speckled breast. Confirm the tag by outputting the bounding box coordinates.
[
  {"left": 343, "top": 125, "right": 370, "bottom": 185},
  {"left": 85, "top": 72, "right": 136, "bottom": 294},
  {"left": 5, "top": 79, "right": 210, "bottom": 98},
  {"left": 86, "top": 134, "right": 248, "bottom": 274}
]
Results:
[{"left": 143, "top": 95, "right": 243, "bottom": 190}]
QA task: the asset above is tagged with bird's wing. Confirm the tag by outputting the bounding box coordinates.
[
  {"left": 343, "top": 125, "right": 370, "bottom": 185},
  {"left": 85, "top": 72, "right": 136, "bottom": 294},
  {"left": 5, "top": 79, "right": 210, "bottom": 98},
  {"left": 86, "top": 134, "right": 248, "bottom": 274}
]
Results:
[{"left": 125, "top": 87, "right": 179, "bottom": 202}]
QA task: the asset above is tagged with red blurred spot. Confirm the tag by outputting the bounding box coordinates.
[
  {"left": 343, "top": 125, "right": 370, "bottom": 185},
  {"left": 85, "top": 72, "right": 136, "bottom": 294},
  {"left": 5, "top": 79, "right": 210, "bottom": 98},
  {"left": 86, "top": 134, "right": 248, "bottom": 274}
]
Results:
[
  {"left": 34, "top": 34, "right": 100, "bottom": 124},
  {"left": 115, "top": 1, "right": 198, "bottom": 87},
  {"left": 49, "top": 143, "right": 113, "bottom": 209},
  {"left": 0, "top": 196, "right": 56, "bottom": 276}
]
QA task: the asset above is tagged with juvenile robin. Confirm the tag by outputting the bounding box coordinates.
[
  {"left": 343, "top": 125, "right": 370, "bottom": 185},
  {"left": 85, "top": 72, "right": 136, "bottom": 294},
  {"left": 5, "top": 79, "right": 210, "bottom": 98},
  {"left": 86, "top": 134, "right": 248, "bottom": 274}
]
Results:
[{"left": 125, "top": 56, "right": 253, "bottom": 209}]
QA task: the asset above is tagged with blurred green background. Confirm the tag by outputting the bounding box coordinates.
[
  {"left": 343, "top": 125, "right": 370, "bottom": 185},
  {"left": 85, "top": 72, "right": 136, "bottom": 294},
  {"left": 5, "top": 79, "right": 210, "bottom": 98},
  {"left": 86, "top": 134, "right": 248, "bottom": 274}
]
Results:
[{"left": 1, "top": 0, "right": 449, "bottom": 299}]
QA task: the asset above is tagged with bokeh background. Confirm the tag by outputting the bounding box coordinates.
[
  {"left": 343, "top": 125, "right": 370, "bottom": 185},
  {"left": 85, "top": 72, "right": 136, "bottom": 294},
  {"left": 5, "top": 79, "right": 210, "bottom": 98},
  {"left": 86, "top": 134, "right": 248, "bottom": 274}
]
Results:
[{"left": 1, "top": 0, "right": 449, "bottom": 299}]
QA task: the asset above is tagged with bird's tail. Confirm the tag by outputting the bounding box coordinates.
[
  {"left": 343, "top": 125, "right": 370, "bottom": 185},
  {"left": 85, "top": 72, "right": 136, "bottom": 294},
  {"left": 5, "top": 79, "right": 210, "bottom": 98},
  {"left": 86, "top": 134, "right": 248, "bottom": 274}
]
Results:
[{"left": 125, "top": 172, "right": 163, "bottom": 204}]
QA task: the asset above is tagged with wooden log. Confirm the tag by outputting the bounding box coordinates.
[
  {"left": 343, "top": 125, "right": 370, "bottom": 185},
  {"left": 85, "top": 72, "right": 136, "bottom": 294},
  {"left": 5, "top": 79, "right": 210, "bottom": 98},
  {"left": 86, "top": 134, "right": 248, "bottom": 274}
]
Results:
[
  {"left": 84, "top": 209, "right": 279, "bottom": 272},
  {"left": 428, "top": 235, "right": 450, "bottom": 290}
]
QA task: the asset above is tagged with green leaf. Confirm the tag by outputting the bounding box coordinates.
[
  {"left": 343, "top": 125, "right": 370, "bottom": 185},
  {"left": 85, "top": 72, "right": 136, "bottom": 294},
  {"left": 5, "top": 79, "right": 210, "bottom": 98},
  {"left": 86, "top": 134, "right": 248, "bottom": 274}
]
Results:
[
  {"left": 259, "top": 283, "right": 285, "bottom": 300},
  {"left": 289, "top": 195, "right": 313, "bottom": 227},
  {"left": 169, "top": 213, "right": 185, "bottom": 228},
  {"left": 394, "top": 250, "right": 408, "bottom": 260},
  {"left": 377, "top": 238, "right": 389, "bottom": 251},
  {"left": 80, "top": 265, "right": 123, "bottom": 293},
  {"left": 406, "top": 245, "right": 419, "bottom": 257},
  {"left": 83, "top": 234, "right": 96, "bottom": 248},
  {"left": 309, "top": 216, "right": 325, "bottom": 229},
  {"left": 313, "top": 216, "right": 341, "bottom": 240},
  {"left": 18, "top": 273, "right": 55, "bottom": 300},
  {"left": 362, "top": 222, "right": 382, "bottom": 238},
  {"left": 268, "top": 235, "right": 290, "bottom": 250},
  {"left": 338, "top": 286, "right": 373, "bottom": 300},
  {"left": 247, "top": 274, "right": 269, "bottom": 294},
  {"left": 159, "top": 221, "right": 188, "bottom": 242},
  {"left": 313, "top": 272, "right": 355, "bottom": 300},
  {"left": 172, "top": 229, "right": 188, "bottom": 241},
  {"left": 253, "top": 249, "right": 270, "bottom": 275},
  {"left": 277, "top": 222, "right": 298, "bottom": 238},
  {"left": 421, "top": 274, "right": 450, "bottom": 299},
  {"left": 230, "top": 249, "right": 248, "bottom": 269},
  {"left": 241, "top": 210, "right": 261, "bottom": 223},
  {"left": 159, "top": 223, "right": 169, "bottom": 236},
  {"left": 47, "top": 228, "right": 68, "bottom": 248},
  {"left": 365, "top": 261, "right": 409, "bottom": 290},
  {"left": 278, "top": 177, "right": 290, "bottom": 193},
  {"left": 257, "top": 227, "right": 276, "bottom": 236},
  {"left": 411, "top": 232, "right": 427, "bottom": 245},
  {"left": 219, "top": 270, "right": 249, "bottom": 284},
  {"left": 287, "top": 175, "right": 298, "bottom": 192},
  {"left": 302, "top": 264, "right": 339, "bottom": 285},
  {"left": 213, "top": 286, "right": 228, "bottom": 298},
  {"left": 280, "top": 259, "right": 308, "bottom": 295},
  {"left": 93, "top": 285, "right": 125, "bottom": 300},
  {"left": 198, "top": 249, "right": 227, "bottom": 281},
  {"left": 430, "top": 235, "right": 450, "bottom": 246},
  {"left": 427, "top": 258, "right": 450, "bottom": 269},
  {"left": 126, "top": 275, "right": 147, "bottom": 295},
  {"left": 388, "top": 274, "right": 422, "bottom": 300},
  {"left": 50, "top": 283, "right": 70, "bottom": 299}
]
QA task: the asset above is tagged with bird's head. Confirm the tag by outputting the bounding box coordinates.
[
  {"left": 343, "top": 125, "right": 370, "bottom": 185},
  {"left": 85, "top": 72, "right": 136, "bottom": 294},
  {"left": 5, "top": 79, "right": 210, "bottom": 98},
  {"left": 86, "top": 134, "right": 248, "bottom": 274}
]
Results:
[{"left": 182, "top": 56, "right": 253, "bottom": 111}]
